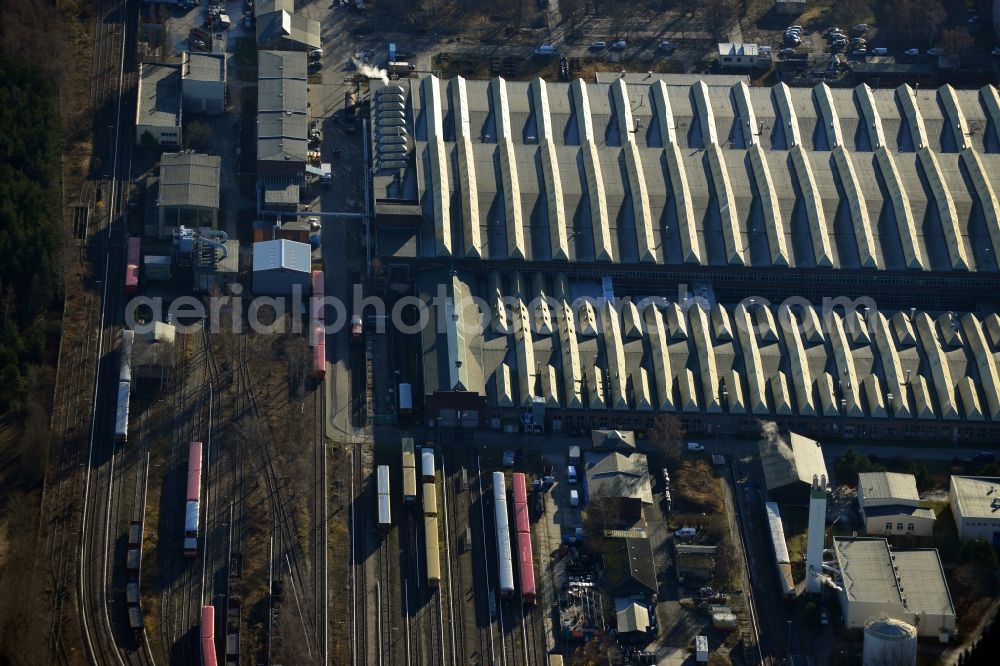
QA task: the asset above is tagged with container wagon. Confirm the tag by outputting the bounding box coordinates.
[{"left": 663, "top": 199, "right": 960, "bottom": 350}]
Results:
[
  {"left": 422, "top": 481, "right": 437, "bottom": 517},
  {"left": 115, "top": 381, "right": 130, "bottom": 443},
  {"left": 512, "top": 473, "right": 536, "bottom": 604},
  {"left": 184, "top": 442, "right": 203, "bottom": 558},
  {"left": 125, "top": 236, "right": 140, "bottom": 295},
  {"left": 492, "top": 471, "right": 515, "bottom": 598},
  {"left": 421, "top": 447, "right": 435, "bottom": 482},
  {"left": 377, "top": 464, "right": 391, "bottom": 532},
  {"left": 311, "top": 270, "right": 325, "bottom": 320},
  {"left": 398, "top": 382, "right": 412, "bottom": 415},
  {"left": 201, "top": 605, "right": 218, "bottom": 666},
  {"left": 128, "top": 606, "right": 144, "bottom": 632},
  {"left": 764, "top": 502, "right": 795, "bottom": 600},
  {"left": 313, "top": 326, "right": 326, "bottom": 381},
  {"left": 401, "top": 437, "right": 417, "bottom": 503},
  {"left": 119, "top": 329, "right": 134, "bottom": 384},
  {"left": 424, "top": 515, "right": 441, "bottom": 587}
]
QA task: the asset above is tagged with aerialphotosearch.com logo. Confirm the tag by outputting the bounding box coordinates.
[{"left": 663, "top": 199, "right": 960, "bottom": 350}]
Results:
[{"left": 124, "top": 282, "right": 884, "bottom": 339}]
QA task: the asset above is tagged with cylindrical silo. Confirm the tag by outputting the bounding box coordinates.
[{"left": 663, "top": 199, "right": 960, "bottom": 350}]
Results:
[{"left": 863, "top": 617, "right": 917, "bottom": 666}]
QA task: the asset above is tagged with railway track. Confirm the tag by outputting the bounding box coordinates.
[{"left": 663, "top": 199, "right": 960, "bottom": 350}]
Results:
[
  {"left": 312, "top": 379, "right": 329, "bottom": 665},
  {"left": 350, "top": 441, "right": 369, "bottom": 666},
  {"left": 238, "top": 334, "right": 316, "bottom": 663},
  {"left": 439, "top": 454, "right": 467, "bottom": 666}
]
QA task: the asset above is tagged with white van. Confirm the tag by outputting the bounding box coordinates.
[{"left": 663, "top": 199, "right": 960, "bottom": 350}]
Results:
[
  {"left": 871, "top": 47, "right": 888, "bottom": 56},
  {"left": 675, "top": 527, "right": 697, "bottom": 538},
  {"left": 567, "top": 465, "right": 578, "bottom": 484},
  {"left": 686, "top": 442, "right": 705, "bottom": 452},
  {"left": 534, "top": 45, "right": 556, "bottom": 56},
  {"left": 569, "top": 489, "right": 579, "bottom": 507}
]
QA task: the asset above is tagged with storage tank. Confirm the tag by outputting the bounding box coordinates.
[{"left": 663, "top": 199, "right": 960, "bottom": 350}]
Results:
[{"left": 863, "top": 617, "right": 917, "bottom": 666}]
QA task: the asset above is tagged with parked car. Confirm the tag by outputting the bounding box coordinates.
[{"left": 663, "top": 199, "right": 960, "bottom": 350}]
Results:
[
  {"left": 662, "top": 468, "right": 671, "bottom": 484},
  {"left": 904, "top": 47, "right": 920, "bottom": 56},
  {"left": 687, "top": 442, "right": 705, "bottom": 452},
  {"left": 307, "top": 217, "right": 320, "bottom": 231},
  {"left": 534, "top": 45, "right": 556, "bottom": 56},
  {"left": 992, "top": 47, "right": 1000, "bottom": 57},
  {"left": 852, "top": 48, "right": 868, "bottom": 57},
  {"left": 927, "top": 47, "right": 944, "bottom": 56},
  {"left": 503, "top": 450, "right": 515, "bottom": 467},
  {"left": 590, "top": 41, "right": 607, "bottom": 50},
  {"left": 852, "top": 23, "right": 868, "bottom": 34},
  {"left": 779, "top": 48, "right": 797, "bottom": 58},
  {"left": 611, "top": 40, "right": 627, "bottom": 51},
  {"left": 820, "top": 609, "right": 830, "bottom": 626},
  {"left": 784, "top": 35, "right": 801, "bottom": 46},
  {"left": 567, "top": 465, "right": 577, "bottom": 484},
  {"left": 871, "top": 47, "right": 888, "bottom": 55},
  {"left": 658, "top": 40, "right": 676, "bottom": 53},
  {"left": 824, "top": 26, "right": 842, "bottom": 36},
  {"left": 831, "top": 40, "right": 847, "bottom": 52}
]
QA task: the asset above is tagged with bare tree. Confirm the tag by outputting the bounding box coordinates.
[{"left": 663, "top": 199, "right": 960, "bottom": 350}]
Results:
[
  {"left": 938, "top": 27, "right": 974, "bottom": 55},
  {"left": 648, "top": 413, "right": 685, "bottom": 466},
  {"left": 562, "top": 0, "right": 584, "bottom": 39},
  {"left": 701, "top": 0, "right": 736, "bottom": 42}
]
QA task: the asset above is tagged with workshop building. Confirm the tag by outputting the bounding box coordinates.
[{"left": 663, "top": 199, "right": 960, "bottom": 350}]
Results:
[
  {"left": 135, "top": 62, "right": 182, "bottom": 147},
  {"left": 181, "top": 51, "right": 226, "bottom": 114},
  {"left": 949, "top": 476, "right": 1000, "bottom": 545}
]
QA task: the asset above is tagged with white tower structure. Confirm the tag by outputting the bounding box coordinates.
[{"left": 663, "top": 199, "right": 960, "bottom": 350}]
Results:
[{"left": 805, "top": 474, "right": 827, "bottom": 594}]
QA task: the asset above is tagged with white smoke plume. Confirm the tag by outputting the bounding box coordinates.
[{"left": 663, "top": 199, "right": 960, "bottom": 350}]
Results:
[
  {"left": 813, "top": 572, "right": 843, "bottom": 592},
  {"left": 760, "top": 420, "right": 794, "bottom": 464},
  {"left": 352, "top": 58, "right": 388, "bottom": 85}
]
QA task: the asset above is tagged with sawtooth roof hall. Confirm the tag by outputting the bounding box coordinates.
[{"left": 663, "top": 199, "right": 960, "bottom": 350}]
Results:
[
  {"left": 372, "top": 75, "right": 1000, "bottom": 300},
  {"left": 373, "top": 74, "right": 1000, "bottom": 442}
]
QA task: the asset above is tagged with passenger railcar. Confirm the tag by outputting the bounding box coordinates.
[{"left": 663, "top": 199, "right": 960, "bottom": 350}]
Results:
[
  {"left": 184, "top": 442, "right": 203, "bottom": 558},
  {"left": 421, "top": 447, "right": 435, "bottom": 482},
  {"left": 119, "top": 329, "right": 134, "bottom": 384},
  {"left": 492, "top": 471, "right": 515, "bottom": 598},
  {"left": 401, "top": 437, "right": 417, "bottom": 503},
  {"left": 125, "top": 237, "right": 140, "bottom": 295},
  {"left": 377, "top": 464, "right": 391, "bottom": 532},
  {"left": 424, "top": 515, "right": 441, "bottom": 587},
  {"left": 398, "top": 382, "right": 412, "bottom": 415},
  {"left": 422, "top": 481, "right": 437, "bottom": 517},
  {"left": 115, "top": 381, "right": 130, "bottom": 443},
  {"left": 765, "top": 502, "right": 795, "bottom": 600},
  {"left": 201, "top": 605, "right": 218, "bottom": 666}
]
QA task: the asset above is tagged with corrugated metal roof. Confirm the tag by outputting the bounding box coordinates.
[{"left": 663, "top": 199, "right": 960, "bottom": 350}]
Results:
[
  {"left": 183, "top": 52, "right": 225, "bottom": 83},
  {"left": 252, "top": 239, "right": 311, "bottom": 274},
  {"left": 758, "top": 431, "right": 828, "bottom": 491},
  {"left": 256, "top": 10, "right": 320, "bottom": 49},
  {"left": 258, "top": 50, "right": 308, "bottom": 81},
  {"left": 159, "top": 153, "right": 220, "bottom": 209},
  {"left": 859, "top": 472, "right": 920, "bottom": 503},
  {"left": 585, "top": 451, "right": 652, "bottom": 504}
]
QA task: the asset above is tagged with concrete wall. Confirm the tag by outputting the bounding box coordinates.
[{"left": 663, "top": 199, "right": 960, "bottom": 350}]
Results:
[
  {"left": 136, "top": 123, "right": 181, "bottom": 148},
  {"left": 183, "top": 79, "right": 225, "bottom": 114},
  {"left": 863, "top": 514, "right": 935, "bottom": 537},
  {"left": 252, "top": 269, "right": 311, "bottom": 296}
]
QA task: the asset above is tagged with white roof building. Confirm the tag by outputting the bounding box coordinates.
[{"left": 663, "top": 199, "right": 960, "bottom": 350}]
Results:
[
  {"left": 949, "top": 476, "right": 1000, "bottom": 544},
  {"left": 833, "top": 537, "right": 955, "bottom": 640},
  {"left": 858, "top": 472, "right": 935, "bottom": 537},
  {"left": 252, "top": 239, "right": 312, "bottom": 295}
]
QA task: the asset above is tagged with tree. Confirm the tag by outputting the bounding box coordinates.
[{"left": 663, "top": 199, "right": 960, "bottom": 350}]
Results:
[
  {"left": 960, "top": 538, "right": 1000, "bottom": 570},
  {"left": 140, "top": 129, "right": 160, "bottom": 152},
  {"left": 835, "top": 446, "right": 884, "bottom": 486},
  {"left": 649, "top": 413, "right": 685, "bottom": 466},
  {"left": 832, "top": 0, "right": 869, "bottom": 26},
  {"left": 938, "top": 27, "right": 975, "bottom": 55},
  {"left": 562, "top": 0, "right": 584, "bottom": 39},
  {"left": 185, "top": 120, "right": 214, "bottom": 152},
  {"left": 701, "top": 0, "right": 736, "bottom": 42},
  {"left": 712, "top": 534, "right": 737, "bottom": 590}
]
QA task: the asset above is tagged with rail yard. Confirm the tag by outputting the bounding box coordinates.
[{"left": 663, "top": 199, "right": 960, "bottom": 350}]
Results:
[{"left": 19, "top": 0, "right": 1000, "bottom": 665}]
